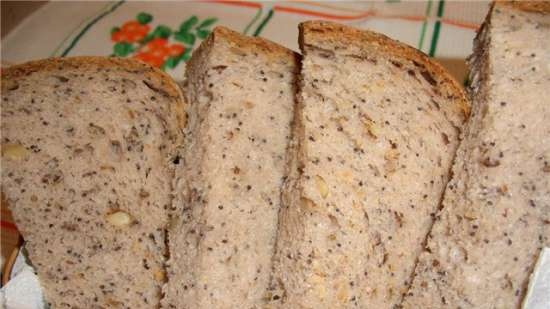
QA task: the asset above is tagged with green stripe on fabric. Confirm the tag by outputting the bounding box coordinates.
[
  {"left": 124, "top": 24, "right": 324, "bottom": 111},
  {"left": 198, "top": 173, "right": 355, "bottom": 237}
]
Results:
[
  {"left": 61, "top": 1, "right": 125, "bottom": 57},
  {"left": 243, "top": 7, "right": 262, "bottom": 35},
  {"left": 51, "top": 2, "right": 114, "bottom": 57},
  {"left": 253, "top": 9, "right": 274, "bottom": 37},
  {"left": 429, "top": 0, "right": 445, "bottom": 57},
  {"left": 417, "top": 0, "right": 432, "bottom": 51}
]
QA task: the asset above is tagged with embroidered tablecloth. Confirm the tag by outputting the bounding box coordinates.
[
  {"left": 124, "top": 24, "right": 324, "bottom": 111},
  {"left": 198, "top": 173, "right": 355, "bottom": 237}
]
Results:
[
  {"left": 2, "top": 1, "right": 490, "bottom": 76},
  {"left": 0, "top": 0, "right": 491, "bottom": 275}
]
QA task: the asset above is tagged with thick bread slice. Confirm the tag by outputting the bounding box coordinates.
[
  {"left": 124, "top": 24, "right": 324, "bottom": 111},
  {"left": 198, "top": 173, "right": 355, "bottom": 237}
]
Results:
[
  {"left": 269, "top": 21, "right": 469, "bottom": 308},
  {"left": 401, "top": 2, "right": 550, "bottom": 308},
  {"left": 1, "top": 57, "right": 185, "bottom": 308},
  {"left": 162, "top": 27, "right": 298, "bottom": 309}
]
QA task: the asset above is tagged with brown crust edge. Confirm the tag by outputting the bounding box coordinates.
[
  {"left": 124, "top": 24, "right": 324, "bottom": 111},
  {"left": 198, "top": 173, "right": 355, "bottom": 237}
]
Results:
[
  {"left": 1, "top": 56, "right": 187, "bottom": 145},
  {"left": 299, "top": 20, "right": 470, "bottom": 121},
  {"left": 210, "top": 26, "right": 299, "bottom": 61},
  {"left": 1, "top": 56, "right": 183, "bottom": 99},
  {"left": 184, "top": 26, "right": 300, "bottom": 100},
  {"left": 495, "top": 0, "right": 550, "bottom": 14}
]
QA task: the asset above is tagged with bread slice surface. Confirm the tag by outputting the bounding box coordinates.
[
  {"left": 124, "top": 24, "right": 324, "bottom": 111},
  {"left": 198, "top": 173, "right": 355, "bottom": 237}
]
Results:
[
  {"left": 1, "top": 56, "right": 186, "bottom": 308},
  {"left": 401, "top": 2, "right": 550, "bottom": 308},
  {"left": 268, "top": 21, "right": 468, "bottom": 308},
  {"left": 162, "top": 27, "right": 298, "bottom": 309}
]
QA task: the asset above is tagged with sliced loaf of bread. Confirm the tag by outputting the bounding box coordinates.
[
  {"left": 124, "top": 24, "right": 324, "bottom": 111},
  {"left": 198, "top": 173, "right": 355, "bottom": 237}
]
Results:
[
  {"left": 1, "top": 57, "right": 186, "bottom": 308},
  {"left": 268, "top": 21, "right": 469, "bottom": 308},
  {"left": 401, "top": 2, "right": 550, "bottom": 308},
  {"left": 162, "top": 27, "right": 299, "bottom": 309}
]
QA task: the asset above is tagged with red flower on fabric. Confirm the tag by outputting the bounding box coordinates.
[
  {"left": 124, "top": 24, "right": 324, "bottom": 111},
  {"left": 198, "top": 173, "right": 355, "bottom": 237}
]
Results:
[
  {"left": 111, "top": 21, "right": 150, "bottom": 43},
  {"left": 133, "top": 38, "right": 185, "bottom": 68},
  {"left": 110, "top": 12, "right": 217, "bottom": 70}
]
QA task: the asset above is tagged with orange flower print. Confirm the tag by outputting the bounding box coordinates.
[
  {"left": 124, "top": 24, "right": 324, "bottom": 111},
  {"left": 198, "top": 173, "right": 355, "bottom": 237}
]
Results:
[
  {"left": 134, "top": 38, "right": 186, "bottom": 68},
  {"left": 111, "top": 13, "right": 217, "bottom": 70},
  {"left": 168, "top": 44, "right": 185, "bottom": 57},
  {"left": 111, "top": 20, "right": 149, "bottom": 43},
  {"left": 134, "top": 52, "right": 164, "bottom": 68},
  {"left": 146, "top": 38, "right": 168, "bottom": 50}
]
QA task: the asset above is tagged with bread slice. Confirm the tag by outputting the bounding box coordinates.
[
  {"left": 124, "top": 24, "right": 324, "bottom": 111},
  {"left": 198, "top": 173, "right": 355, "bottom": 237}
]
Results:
[
  {"left": 268, "top": 21, "right": 469, "bottom": 308},
  {"left": 1, "top": 57, "right": 186, "bottom": 308},
  {"left": 162, "top": 27, "right": 299, "bottom": 308},
  {"left": 401, "top": 2, "right": 550, "bottom": 308}
]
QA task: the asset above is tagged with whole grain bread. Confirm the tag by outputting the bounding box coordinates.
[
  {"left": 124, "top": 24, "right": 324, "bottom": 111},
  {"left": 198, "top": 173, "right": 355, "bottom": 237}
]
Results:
[
  {"left": 268, "top": 21, "right": 469, "bottom": 308},
  {"left": 1, "top": 57, "right": 186, "bottom": 308},
  {"left": 162, "top": 27, "right": 299, "bottom": 309},
  {"left": 401, "top": 2, "right": 550, "bottom": 308}
]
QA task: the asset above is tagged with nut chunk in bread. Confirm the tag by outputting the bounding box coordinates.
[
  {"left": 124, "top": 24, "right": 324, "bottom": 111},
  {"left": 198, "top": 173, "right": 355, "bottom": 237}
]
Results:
[
  {"left": 401, "top": 2, "right": 550, "bottom": 308},
  {"left": 268, "top": 21, "right": 468, "bottom": 308},
  {"left": 1, "top": 57, "right": 186, "bottom": 308},
  {"left": 162, "top": 27, "right": 298, "bottom": 309}
]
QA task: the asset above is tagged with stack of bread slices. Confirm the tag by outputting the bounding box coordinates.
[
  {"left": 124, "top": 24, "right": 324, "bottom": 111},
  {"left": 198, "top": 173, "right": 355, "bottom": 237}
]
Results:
[{"left": 1, "top": 1, "right": 548, "bottom": 308}]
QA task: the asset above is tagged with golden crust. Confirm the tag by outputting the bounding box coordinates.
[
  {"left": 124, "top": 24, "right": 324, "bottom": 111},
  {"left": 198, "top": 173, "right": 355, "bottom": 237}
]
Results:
[
  {"left": 1, "top": 56, "right": 183, "bottom": 99},
  {"left": 185, "top": 26, "right": 300, "bottom": 100},
  {"left": 495, "top": 0, "right": 550, "bottom": 14},
  {"left": 211, "top": 26, "right": 299, "bottom": 62},
  {"left": 299, "top": 21, "right": 470, "bottom": 121}
]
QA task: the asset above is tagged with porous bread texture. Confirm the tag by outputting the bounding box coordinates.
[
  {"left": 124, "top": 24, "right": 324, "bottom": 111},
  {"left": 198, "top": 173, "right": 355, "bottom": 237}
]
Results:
[
  {"left": 1, "top": 57, "right": 185, "bottom": 309},
  {"left": 162, "top": 27, "right": 299, "bottom": 309},
  {"left": 401, "top": 2, "right": 550, "bottom": 308},
  {"left": 268, "top": 21, "right": 468, "bottom": 309}
]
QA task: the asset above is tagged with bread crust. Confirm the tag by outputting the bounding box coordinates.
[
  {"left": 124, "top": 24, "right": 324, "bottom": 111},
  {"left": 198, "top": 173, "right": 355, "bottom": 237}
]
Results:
[
  {"left": 2, "top": 56, "right": 187, "bottom": 133},
  {"left": 299, "top": 21, "right": 470, "bottom": 121},
  {"left": 210, "top": 26, "right": 299, "bottom": 61},
  {"left": 495, "top": 0, "right": 550, "bottom": 14},
  {"left": 2, "top": 56, "right": 183, "bottom": 100}
]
